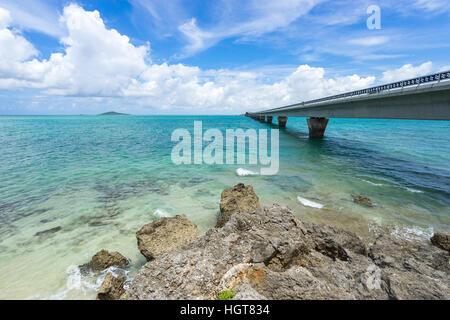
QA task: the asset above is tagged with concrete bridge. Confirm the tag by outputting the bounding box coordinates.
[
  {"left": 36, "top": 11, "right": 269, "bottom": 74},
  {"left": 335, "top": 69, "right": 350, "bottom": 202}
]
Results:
[{"left": 247, "top": 70, "right": 450, "bottom": 138}]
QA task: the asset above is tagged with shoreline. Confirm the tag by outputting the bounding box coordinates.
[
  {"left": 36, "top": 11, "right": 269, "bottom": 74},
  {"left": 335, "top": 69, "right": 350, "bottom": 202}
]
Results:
[{"left": 84, "top": 183, "right": 449, "bottom": 300}]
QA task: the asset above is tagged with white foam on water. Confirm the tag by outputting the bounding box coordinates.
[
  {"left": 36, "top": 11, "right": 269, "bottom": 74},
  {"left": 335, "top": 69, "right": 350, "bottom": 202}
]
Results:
[
  {"left": 40, "top": 265, "right": 132, "bottom": 300},
  {"left": 154, "top": 209, "right": 171, "bottom": 217},
  {"left": 405, "top": 187, "right": 424, "bottom": 194},
  {"left": 66, "top": 264, "right": 83, "bottom": 291},
  {"left": 39, "top": 265, "right": 84, "bottom": 300},
  {"left": 297, "top": 196, "right": 324, "bottom": 209},
  {"left": 44, "top": 265, "right": 132, "bottom": 300},
  {"left": 391, "top": 225, "right": 434, "bottom": 241},
  {"left": 361, "top": 179, "right": 384, "bottom": 186},
  {"left": 236, "top": 168, "right": 258, "bottom": 176},
  {"left": 62, "top": 264, "right": 98, "bottom": 298}
]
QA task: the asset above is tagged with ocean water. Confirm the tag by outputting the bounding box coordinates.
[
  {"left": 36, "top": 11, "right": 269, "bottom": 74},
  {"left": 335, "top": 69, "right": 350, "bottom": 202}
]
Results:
[{"left": 0, "top": 115, "right": 449, "bottom": 299}]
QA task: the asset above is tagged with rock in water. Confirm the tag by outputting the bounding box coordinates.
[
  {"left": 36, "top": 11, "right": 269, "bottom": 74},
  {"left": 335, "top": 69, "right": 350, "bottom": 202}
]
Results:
[
  {"left": 216, "top": 183, "right": 260, "bottom": 228},
  {"left": 34, "top": 226, "right": 62, "bottom": 237},
  {"left": 97, "top": 273, "right": 126, "bottom": 300},
  {"left": 431, "top": 232, "right": 450, "bottom": 252},
  {"left": 352, "top": 195, "right": 373, "bottom": 207},
  {"left": 136, "top": 215, "right": 198, "bottom": 261},
  {"left": 85, "top": 250, "right": 129, "bottom": 271},
  {"left": 124, "top": 204, "right": 450, "bottom": 300}
]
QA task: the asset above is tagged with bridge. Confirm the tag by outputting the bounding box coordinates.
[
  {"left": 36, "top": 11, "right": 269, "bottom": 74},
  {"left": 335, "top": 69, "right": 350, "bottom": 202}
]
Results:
[{"left": 247, "top": 70, "right": 450, "bottom": 138}]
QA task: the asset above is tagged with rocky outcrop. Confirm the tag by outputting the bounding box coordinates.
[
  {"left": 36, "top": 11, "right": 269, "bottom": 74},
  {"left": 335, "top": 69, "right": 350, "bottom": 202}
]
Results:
[
  {"left": 216, "top": 183, "right": 260, "bottom": 228},
  {"left": 124, "top": 204, "right": 449, "bottom": 300},
  {"left": 136, "top": 215, "right": 198, "bottom": 261},
  {"left": 352, "top": 195, "right": 373, "bottom": 207},
  {"left": 83, "top": 250, "right": 129, "bottom": 272},
  {"left": 431, "top": 232, "right": 450, "bottom": 252},
  {"left": 97, "top": 273, "right": 126, "bottom": 300},
  {"left": 369, "top": 233, "right": 449, "bottom": 299}
]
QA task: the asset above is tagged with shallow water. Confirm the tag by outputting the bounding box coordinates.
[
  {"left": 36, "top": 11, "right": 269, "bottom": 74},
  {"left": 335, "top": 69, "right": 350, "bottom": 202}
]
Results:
[{"left": 0, "top": 115, "right": 448, "bottom": 299}]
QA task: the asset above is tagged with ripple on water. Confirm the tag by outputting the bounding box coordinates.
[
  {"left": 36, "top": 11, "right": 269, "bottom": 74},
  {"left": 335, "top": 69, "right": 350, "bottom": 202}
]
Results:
[{"left": 0, "top": 116, "right": 448, "bottom": 299}]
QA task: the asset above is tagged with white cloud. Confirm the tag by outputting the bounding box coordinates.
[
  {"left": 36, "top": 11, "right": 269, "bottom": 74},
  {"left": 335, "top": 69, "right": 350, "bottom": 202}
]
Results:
[
  {"left": 178, "top": 0, "right": 324, "bottom": 56},
  {"left": 0, "top": 5, "right": 9, "bottom": 28},
  {"left": 0, "top": 0, "right": 64, "bottom": 37},
  {"left": 381, "top": 62, "right": 433, "bottom": 83},
  {"left": 414, "top": 0, "right": 450, "bottom": 13},
  {"left": 0, "top": 4, "right": 378, "bottom": 113},
  {"left": 348, "top": 36, "right": 390, "bottom": 47},
  {"left": 0, "top": 7, "right": 44, "bottom": 85},
  {"left": 0, "top": 7, "right": 37, "bottom": 61},
  {"left": 42, "top": 4, "right": 150, "bottom": 96},
  {"left": 0, "top": 4, "right": 150, "bottom": 95},
  {"left": 178, "top": 18, "right": 216, "bottom": 57}
]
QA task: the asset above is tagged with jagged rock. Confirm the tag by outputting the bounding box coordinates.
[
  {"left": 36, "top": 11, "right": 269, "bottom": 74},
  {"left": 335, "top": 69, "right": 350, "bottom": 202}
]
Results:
[
  {"left": 124, "top": 204, "right": 449, "bottom": 300},
  {"left": 369, "top": 234, "right": 449, "bottom": 299},
  {"left": 352, "top": 195, "right": 373, "bottom": 207},
  {"left": 305, "top": 223, "right": 368, "bottom": 259},
  {"left": 430, "top": 232, "right": 450, "bottom": 252},
  {"left": 84, "top": 249, "right": 129, "bottom": 272},
  {"left": 136, "top": 215, "right": 198, "bottom": 261},
  {"left": 216, "top": 183, "right": 260, "bottom": 228},
  {"left": 97, "top": 273, "right": 126, "bottom": 300}
]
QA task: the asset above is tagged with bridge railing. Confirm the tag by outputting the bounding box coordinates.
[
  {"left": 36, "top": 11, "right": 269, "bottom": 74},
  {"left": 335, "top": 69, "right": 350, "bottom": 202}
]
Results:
[{"left": 257, "top": 70, "right": 450, "bottom": 113}]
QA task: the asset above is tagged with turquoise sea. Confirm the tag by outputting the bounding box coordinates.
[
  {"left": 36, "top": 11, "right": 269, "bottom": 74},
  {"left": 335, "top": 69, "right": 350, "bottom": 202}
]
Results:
[{"left": 0, "top": 115, "right": 449, "bottom": 299}]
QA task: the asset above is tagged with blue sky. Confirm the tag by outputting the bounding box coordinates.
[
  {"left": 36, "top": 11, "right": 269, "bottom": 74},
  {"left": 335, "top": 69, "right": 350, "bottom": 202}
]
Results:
[{"left": 0, "top": 0, "right": 449, "bottom": 115}]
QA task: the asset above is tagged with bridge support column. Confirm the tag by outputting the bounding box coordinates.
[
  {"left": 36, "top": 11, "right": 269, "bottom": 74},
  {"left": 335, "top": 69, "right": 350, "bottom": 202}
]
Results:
[
  {"left": 259, "top": 116, "right": 265, "bottom": 123},
  {"left": 266, "top": 116, "right": 273, "bottom": 124},
  {"left": 278, "top": 116, "right": 288, "bottom": 128},
  {"left": 307, "top": 117, "right": 329, "bottom": 138}
]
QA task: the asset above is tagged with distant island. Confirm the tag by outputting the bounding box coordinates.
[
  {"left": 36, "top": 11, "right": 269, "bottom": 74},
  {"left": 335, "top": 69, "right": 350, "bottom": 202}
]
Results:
[{"left": 98, "top": 111, "right": 130, "bottom": 116}]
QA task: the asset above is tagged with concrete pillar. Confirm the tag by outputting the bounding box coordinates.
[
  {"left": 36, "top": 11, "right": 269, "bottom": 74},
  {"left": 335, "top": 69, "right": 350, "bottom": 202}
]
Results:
[
  {"left": 307, "top": 117, "right": 329, "bottom": 138},
  {"left": 278, "top": 116, "right": 288, "bottom": 128},
  {"left": 266, "top": 116, "right": 273, "bottom": 124},
  {"left": 259, "top": 116, "right": 265, "bottom": 123}
]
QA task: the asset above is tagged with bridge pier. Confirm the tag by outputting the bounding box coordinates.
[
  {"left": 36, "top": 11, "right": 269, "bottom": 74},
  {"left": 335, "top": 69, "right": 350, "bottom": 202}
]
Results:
[
  {"left": 266, "top": 116, "right": 273, "bottom": 124},
  {"left": 259, "top": 116, "right": 265, "bottom": 123},
  {"left": 307, "top": 117, "right": 329, "bottom": 138},
  {"left": 278, "top": 116, "right": 288, "bottom": 128}
]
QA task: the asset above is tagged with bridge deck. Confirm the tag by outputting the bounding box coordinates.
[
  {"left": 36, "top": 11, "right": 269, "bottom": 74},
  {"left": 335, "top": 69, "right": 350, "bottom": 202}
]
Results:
[{"left": 248, "top": 71, "right": 450, "bottom": 120}]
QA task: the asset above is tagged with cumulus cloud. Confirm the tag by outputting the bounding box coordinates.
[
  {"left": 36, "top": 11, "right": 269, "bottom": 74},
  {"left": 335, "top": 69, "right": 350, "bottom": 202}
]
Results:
[
  {"left": 44, "top": 4, "right": 150, "bottom": 96},
  {"left": 0, "top": 4, "right": 379, "bottom": 113},
  {"left": 0, "top": 9, "right": 37, "bottom": 63},
  {"left": 380, "top": 62, "right": 433, "bottom": 83},
  {"left": 0, "top": 7, "right": 45, "bottom": 88}
]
